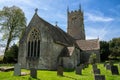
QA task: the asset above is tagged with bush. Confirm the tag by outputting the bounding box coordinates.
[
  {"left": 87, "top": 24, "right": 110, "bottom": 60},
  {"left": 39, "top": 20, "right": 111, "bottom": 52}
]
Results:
[
  {"left": 89, "top": 53, "right": 97, "bottom": 64},
  {"left": 4, "top": 44, "right": 18, "bottom": 63}
]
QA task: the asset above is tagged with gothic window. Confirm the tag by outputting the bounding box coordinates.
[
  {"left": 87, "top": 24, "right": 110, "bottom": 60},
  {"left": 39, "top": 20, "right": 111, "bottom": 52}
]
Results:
[{"left": 27, "top": 28, "right": 40, "bottom": 58}]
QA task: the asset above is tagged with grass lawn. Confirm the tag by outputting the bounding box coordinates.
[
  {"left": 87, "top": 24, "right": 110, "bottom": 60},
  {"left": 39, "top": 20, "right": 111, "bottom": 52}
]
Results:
[{"left": 0, "top": 64, "right": 120, "bottom": 80}]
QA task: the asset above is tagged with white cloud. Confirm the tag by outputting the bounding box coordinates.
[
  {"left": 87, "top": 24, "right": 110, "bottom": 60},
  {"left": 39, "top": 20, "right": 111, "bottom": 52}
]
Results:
[
  {"left": 86, "top": 26, "right": 108, "bottom": 40},
  {"left": 85, "top": 13, "right": 114, "bottom": 22}
]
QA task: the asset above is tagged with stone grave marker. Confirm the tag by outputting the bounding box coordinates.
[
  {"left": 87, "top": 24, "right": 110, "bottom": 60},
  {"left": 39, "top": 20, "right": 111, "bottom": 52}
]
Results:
[
  {"left": 30, "top": 68, "right": 37, "bottom": 78},
  {"left": 93, "top": 69, "right": 100, "bottom": 74},
  {"left": 75, "top": 66, "right": 82, "bottom": 75},
  {"left": 106, "top": 64, "right": 111, "bottom": 70},
  {"left": 111, "top": 66, "right": 119, "bottom": 75},
  {"left": 14, "top": 63, "right": 21, "bottom": 76},
  {"left": 94, "top": 75, "right": 106, "bottom": 80},
  {"left": 92, "top": 64, "right": 97, "bottom": 70},
  {"left": 109, "top": 61, "right": 114, "bottom": 66},
  {"left": 57, "top": 66, "right": 63, "bottom": 76},
  {"left": 81, "top": 64, "right": 85, "bottom": 69},
  {"left": 104, "top": 63, "right": 107, "bottom": 67}
]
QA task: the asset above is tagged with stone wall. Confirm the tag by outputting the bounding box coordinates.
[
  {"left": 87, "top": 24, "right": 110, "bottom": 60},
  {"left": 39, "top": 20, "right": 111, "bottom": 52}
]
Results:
[
  {"left": 18, "top": 22, "right": 54, "bottom": 69},
  {"left": 63, "top": 48, "right": 80, "bottom": 69},
  {"left": 18, "top": 42, "right": 27, "bottom": 68},
  {"left": 50, "top": 43, "right": 64, "bottom": 70}
]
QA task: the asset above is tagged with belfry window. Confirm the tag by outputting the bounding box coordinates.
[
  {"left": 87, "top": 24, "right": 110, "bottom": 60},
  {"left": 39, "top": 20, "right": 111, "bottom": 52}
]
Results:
[{"left": 27, "top": 28, "right": 40, "bottom": 58}]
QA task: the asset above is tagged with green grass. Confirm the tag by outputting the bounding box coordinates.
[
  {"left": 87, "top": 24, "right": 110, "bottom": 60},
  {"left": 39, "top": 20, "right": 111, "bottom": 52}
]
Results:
[
  {"left": 0, "top": 63, "right": 14, "bottom": 67},
  {"left": 0, "top": 64, "right": 120, "bottom": 80}
]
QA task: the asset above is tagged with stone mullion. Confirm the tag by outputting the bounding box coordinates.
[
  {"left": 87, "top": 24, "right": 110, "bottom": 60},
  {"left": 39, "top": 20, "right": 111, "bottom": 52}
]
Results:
[
  {"left": 33, "top": 41, "right": 35, "bottom": 57},
  {"left": 31, "top": 41, "right": 33, "bottom": 57},
  {"left": 36, "top": 40, "right": 38, "bottom": 58},
  {"left": 37, "top": 40, "right": 40, "bottom": 57},
  {"left": 37, "top": 40, "right": 39, "bottom": 57},
  {"left": 34, "top": 40, "right": 37, "bottom": 57},
  {"left": 29, "top": 41, "right": 31, "bottom": 57}
]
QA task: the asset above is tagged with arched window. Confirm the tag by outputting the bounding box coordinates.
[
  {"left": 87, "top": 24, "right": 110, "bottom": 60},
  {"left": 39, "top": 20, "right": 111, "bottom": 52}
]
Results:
[{"left": 27, "top": 28, "right": 40, "bottom": 58}]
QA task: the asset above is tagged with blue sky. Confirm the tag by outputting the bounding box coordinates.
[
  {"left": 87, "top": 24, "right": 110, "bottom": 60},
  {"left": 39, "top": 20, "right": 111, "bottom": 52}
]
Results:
[{"left": 0, "top": 0, "right": 120, "bottom": 54}]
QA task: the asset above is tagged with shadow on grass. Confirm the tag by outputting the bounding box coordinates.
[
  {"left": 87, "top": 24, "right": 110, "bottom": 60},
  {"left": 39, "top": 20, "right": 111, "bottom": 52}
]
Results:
[
  {"left": 64, "top": 68, "right": 74, "bottom": 72},
  {"left": 64, "top": 75, "right": 77, "bottom": 80},
  {"left": 28, "top": 77, "right": 40, "bottom": 80}
]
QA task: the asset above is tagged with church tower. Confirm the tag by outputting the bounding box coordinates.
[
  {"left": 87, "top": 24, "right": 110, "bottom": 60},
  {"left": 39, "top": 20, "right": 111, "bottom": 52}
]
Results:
[{"left": 67, "top": 6, "right": 85, "bottom": 40}]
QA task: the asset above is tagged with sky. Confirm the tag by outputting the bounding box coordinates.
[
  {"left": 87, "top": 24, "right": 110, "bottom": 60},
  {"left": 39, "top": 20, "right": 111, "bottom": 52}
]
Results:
[{"left": 0, "top": 0, "right": 120, "bottom": 55}]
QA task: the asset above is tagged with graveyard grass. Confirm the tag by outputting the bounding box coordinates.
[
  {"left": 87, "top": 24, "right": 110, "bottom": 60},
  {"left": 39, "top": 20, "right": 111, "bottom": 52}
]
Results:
[{"left": 0, "top": 64, "right": 120, "bottom": 80}]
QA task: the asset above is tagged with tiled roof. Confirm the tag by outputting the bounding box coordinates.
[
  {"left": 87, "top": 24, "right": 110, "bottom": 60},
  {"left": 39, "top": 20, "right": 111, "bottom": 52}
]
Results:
[{"left": 76, "top": 39, "right": 100, "bottom": 50}]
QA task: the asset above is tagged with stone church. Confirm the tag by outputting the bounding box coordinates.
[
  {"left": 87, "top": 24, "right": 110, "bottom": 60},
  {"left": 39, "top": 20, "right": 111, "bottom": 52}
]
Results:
[{"left": 18, "top": 7, "right": 100, "bottom": 70}]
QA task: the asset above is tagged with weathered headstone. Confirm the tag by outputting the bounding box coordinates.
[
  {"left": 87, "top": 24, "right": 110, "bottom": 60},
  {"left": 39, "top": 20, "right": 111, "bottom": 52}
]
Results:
[
  {"left": 106, "top": 64, "right": 111, "bottom": 70},
  {"left": 81, "top": 64, "right": 85, "bottom": 69},
  {"left": 111, "top": 66, "right": 119, "bottom": 75},
  {"left": 57, "top": 66, "right": 63, "bottom": 76},
  {"left": 75, "top": 66, "right": 82, "bottom": 75},
  {"left": 94, "top": 75, "right": 106, "bottom": 80},
  {"left": 109, "top": 61, "right": 114, "bottom": 66},
  {"left": 93, "top": 69, "right": 100, "bottom": 74},
  {"left": 30, "top": 68, "right": 37, "bottom": 78},
  {"left": 104, "top": 63, "right": 107, "bottom": 67},
  {"left": 14, "top": 63, "right": 21, "bottom": 76},
  {"left": 92, "top": 64, "right": 97, "bottom": 70}
]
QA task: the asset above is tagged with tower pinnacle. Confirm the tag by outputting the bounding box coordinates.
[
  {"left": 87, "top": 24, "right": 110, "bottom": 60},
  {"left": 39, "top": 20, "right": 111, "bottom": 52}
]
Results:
[
  {"left": 79, "top": 4, "right": 81, "bottom": 11},
  {"left": 67, "top": 6, "right": 69, "bottom": 13}
]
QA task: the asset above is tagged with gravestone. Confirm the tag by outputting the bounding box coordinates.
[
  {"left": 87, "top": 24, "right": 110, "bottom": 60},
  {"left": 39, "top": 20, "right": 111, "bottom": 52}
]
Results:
[
  {"left": 106, "top": 64, "right": 111, "bottom": 70},
  {"left": 81, "top": 64, "right": 85, "bottom": 69},
  {"left": 104, "top": 63, "right": 107, "bottom": 67},
  {"left": 14, "top": 63, "right": 21, "bottom": 76},
  {"left": 75, "top": 66, "right": 82, "bottom": 75},
  {"left": 30, "top": 68, "right": 37, "bottom": 78},
  {"left": 57, "top": 66, "right": 63, "bottom": 76},
  {"left": 109, "top": 61, "right": 113, "bottom": 66},
  {"left": 111, "top": 66, "right": 119, "bottom": 75},
  {"left": 92, "top": 64, "right": 97, "bottom": 70},
  {"left": 93, "top": 69, "right": 100, "bottom": 74},
  {"left": 94, "top": 75, "right": 106, "bottom": 80}
]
